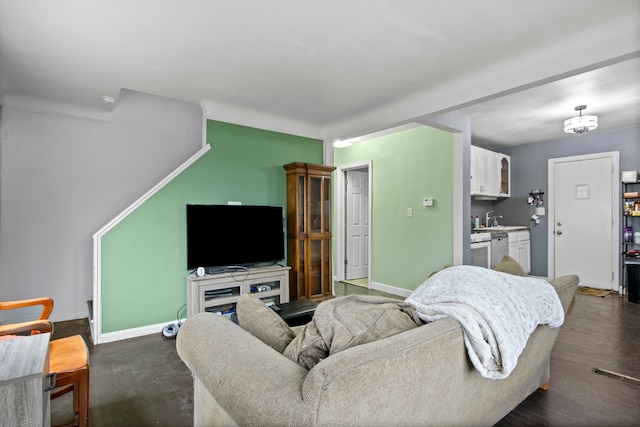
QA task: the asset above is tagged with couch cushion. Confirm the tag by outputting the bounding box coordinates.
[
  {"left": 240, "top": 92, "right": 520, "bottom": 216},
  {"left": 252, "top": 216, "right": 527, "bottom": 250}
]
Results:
[
  {"left": 494, "top": 255, "right": 526, "bottom": 276},
  {"left": 236, "top": 294, "right": 296, "bottom": 353}
]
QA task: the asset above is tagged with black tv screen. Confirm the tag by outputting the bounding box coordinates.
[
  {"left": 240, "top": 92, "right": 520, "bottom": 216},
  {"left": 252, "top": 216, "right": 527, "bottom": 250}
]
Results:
[{"left": 186, "top": 204, "right": 285, "bottom": 270}]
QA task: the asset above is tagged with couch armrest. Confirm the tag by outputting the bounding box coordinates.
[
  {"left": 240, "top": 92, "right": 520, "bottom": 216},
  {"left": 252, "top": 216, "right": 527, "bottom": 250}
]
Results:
[
  {"left": 549, "top": 275, "right": 579, "bottom": 315},
  {"left": 177, "top": 313, "right": 312, "bottom": 426}
]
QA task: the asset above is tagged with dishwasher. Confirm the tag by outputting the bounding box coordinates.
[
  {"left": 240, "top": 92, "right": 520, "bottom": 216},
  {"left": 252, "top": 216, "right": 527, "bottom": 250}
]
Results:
[{"left": 490, "top": 232, "right": 509, "bottom": 269}]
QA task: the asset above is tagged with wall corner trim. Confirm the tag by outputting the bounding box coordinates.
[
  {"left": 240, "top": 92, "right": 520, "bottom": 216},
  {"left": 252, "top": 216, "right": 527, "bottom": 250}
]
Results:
[{"left": 91, "top": 144, "right": 211, "bottom": 344}]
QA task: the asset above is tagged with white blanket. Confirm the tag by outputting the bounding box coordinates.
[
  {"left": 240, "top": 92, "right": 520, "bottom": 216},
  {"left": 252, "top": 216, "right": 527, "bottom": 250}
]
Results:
[{"left": 405, "top": 265, "right": 564, "bottom": 379}]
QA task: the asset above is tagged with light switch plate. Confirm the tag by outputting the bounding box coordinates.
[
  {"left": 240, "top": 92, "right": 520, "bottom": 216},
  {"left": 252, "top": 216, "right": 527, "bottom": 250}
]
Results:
[
  {"left": 423, "top": 197, "right": 434, "bottom": 206},
  {"left": 535, "top": 207, "right": 545, "bottom": 216}
]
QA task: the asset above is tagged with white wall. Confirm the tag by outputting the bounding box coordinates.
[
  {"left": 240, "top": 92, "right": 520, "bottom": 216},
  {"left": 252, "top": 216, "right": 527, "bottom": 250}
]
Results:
[{"left": 0, "top": 90, "right": 202, "bottom": 322}]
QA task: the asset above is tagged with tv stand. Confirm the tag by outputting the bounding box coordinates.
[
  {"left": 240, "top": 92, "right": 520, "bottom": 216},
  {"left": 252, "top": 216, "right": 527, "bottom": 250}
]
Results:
[{"left": 186, "top": 265, "right": 290, "bottom": 318}]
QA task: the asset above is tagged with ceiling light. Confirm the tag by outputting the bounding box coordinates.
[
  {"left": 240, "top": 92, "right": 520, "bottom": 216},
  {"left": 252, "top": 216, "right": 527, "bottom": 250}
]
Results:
[
  {"left": 333, "top": 140, "right": 353, "bottom": 148},
  {"left": 564, "top": 105, "right": 598, "bottom": 134}
]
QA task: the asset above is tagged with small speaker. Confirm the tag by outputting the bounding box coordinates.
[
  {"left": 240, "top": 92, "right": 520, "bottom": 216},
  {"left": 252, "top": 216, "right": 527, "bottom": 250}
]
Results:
[{"left": 196, "top": 267, "right": 205, "bottom": 277}]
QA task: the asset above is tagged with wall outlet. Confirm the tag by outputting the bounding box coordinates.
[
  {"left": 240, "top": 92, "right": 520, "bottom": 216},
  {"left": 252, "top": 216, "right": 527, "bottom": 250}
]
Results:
[{"left": 228, "top": 201, "right": 242, "bottom": 205}]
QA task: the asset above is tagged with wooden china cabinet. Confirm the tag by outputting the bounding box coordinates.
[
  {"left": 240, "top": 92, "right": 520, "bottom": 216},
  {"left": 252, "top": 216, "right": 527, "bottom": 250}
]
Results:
[{"left": 283, "top": 162, "right": 336, "bottom": 301}]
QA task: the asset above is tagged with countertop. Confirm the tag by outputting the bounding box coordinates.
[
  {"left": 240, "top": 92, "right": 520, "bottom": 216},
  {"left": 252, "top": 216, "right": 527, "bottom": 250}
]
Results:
[{"left": 472, "top": 226, "right": 529, "bottom": 233}]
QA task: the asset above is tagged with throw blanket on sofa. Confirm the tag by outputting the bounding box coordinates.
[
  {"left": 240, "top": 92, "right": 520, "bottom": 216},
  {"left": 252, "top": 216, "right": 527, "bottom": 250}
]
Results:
[
  {"left": 405, "top": 265, "right": 564, "bottom": 380},
  {"left": 283, "top": 295, "right": 423, "bottom": 369}
]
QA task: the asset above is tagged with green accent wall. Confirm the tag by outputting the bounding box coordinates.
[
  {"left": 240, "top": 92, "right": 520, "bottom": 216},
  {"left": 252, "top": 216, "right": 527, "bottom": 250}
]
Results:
[
  {"left": 334, "top": 125, "right": 453, "bottom": 291},
  {"left": 100, "top": 120, "right": 323, "bottom": 333}
]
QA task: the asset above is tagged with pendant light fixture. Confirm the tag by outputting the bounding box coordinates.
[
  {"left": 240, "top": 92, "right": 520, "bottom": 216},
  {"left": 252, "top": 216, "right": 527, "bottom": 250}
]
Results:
[{"left": 564, "top": 105, "right": 598, "bottom": 134}]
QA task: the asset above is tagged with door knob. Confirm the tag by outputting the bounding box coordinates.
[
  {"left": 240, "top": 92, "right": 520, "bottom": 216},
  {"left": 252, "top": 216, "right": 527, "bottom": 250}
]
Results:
[
  {"left": 557, "top": 222, "right": 562, "bottom": 226},
  {"left": 556, "top": 230, "right": 563, "bottom": 235}
]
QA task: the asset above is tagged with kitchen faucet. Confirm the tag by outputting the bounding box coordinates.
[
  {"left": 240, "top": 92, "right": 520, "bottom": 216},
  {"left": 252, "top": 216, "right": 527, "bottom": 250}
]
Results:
[{"left": 485, "top": 210, "right": 503, "bottom": 227}]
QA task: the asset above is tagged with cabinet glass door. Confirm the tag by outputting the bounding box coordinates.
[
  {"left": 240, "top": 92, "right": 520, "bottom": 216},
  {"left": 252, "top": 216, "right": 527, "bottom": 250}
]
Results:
[
  {"left": 298, "top": 239, "right": 306, "bottom": 297},
  {"left": 322, "top": 238, "right": 331, "bottom": 294},
  {"left": 309, "top": 239, "right": 322, "bottom": 296},
  {"left": 297, "top": 176, "right": 305, "bottom": 234},
  {"left": 500, "top": 156, "right": 510, "bottom": 196},
  {"left": 323, "top": 177, "right": 331, "bottom": 233},
  {"left": 309, "top": 176, "right": 322, "bottom": 234}
]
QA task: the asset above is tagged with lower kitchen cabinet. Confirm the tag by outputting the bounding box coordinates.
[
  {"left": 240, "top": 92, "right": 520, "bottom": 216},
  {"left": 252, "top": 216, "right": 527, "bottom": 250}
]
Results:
[{"left": 508, "top": 230, "right": 531, "bottom": 274}]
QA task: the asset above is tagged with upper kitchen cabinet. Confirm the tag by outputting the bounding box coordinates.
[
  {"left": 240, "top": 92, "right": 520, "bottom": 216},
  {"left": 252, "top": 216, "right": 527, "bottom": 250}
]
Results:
[{"left": 471, "top": 145, "right": 510, "bottom": 199}]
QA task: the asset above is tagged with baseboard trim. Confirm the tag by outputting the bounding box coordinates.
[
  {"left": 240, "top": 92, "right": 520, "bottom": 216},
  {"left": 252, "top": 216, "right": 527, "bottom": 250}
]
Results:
[
  {"left": 96, "top": 321, "right": 167, "bottom": 344},
  {"left": 370, "top": 281, "right": 413, "bottom": 298}
]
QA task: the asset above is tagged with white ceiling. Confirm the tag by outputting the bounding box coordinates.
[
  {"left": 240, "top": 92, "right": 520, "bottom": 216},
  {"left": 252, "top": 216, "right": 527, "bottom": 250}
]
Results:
[
  {"left": 1, "top": 0, "right": 639, "bottom": 147},
  {"left": 459, "top": 58, "right": 640, "bottom": 149}
]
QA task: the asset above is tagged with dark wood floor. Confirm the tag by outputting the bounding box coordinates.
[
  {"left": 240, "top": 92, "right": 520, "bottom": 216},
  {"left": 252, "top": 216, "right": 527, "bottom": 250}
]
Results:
[
  {"left": 496, "top": 291, "right": 640, "bottom": 427},
  {"left": 51, "top": 284, "right": 640, "bottom": 426}
]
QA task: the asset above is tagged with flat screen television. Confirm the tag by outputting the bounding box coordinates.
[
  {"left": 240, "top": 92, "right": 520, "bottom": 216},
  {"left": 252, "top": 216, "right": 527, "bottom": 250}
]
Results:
[{"left": 186, "top": 204, "right": 285, "bottom": 270}]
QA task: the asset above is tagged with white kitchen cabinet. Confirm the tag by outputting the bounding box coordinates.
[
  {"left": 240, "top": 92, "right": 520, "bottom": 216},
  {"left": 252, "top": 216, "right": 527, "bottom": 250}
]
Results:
[
  {"left": 508, "top": 230, "right": 530, "bottom": 274},
  {"left": 483, "top": 150, "right": 500, "bottom": 197},
  {"left": 471, "top": 146, "right": 510, "bottom": 199},
  {"left": 470, "top": 145, "right": 485, "bottom": 195},
  {"left": 471, "top": 146, "right": 497, "bottom": 197}
]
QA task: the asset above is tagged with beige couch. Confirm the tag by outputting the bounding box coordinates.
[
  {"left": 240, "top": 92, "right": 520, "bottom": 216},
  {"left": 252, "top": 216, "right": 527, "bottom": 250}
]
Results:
[{"left": 177, "top": 275, "right": 578, "bottom": 427}]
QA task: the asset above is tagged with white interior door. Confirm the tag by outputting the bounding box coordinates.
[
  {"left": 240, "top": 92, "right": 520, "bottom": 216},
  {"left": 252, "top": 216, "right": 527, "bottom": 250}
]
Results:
[
  {"left": 345, "top": 169, "right": 369, "bottom": 280},
  {"left": 550, "top": 154, "right": 618, "bottom": 289}
]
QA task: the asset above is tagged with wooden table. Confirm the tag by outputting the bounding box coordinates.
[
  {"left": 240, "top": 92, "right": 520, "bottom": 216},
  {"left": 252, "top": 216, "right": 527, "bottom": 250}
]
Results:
[{"left": 276, "top": 299, "right": 319, "bottom": 326}]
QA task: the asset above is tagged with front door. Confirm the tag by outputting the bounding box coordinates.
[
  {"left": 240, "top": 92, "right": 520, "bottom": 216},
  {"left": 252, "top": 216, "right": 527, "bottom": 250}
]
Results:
[
  {"left": 345, "top": 169, "right": 369, "bottom": 280},
  {"left": 549, "top": 153, "right": 618, "bottom": 289}
]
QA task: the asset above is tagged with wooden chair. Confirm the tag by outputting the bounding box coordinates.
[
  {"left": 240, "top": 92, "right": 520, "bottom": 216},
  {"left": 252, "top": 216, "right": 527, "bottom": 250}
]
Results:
[
  {"left": 0, "top": 297, "right": 90, "bottom": 427},
  {"left": 0, "top": 297, "right": 54, "bottom": 335}
]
